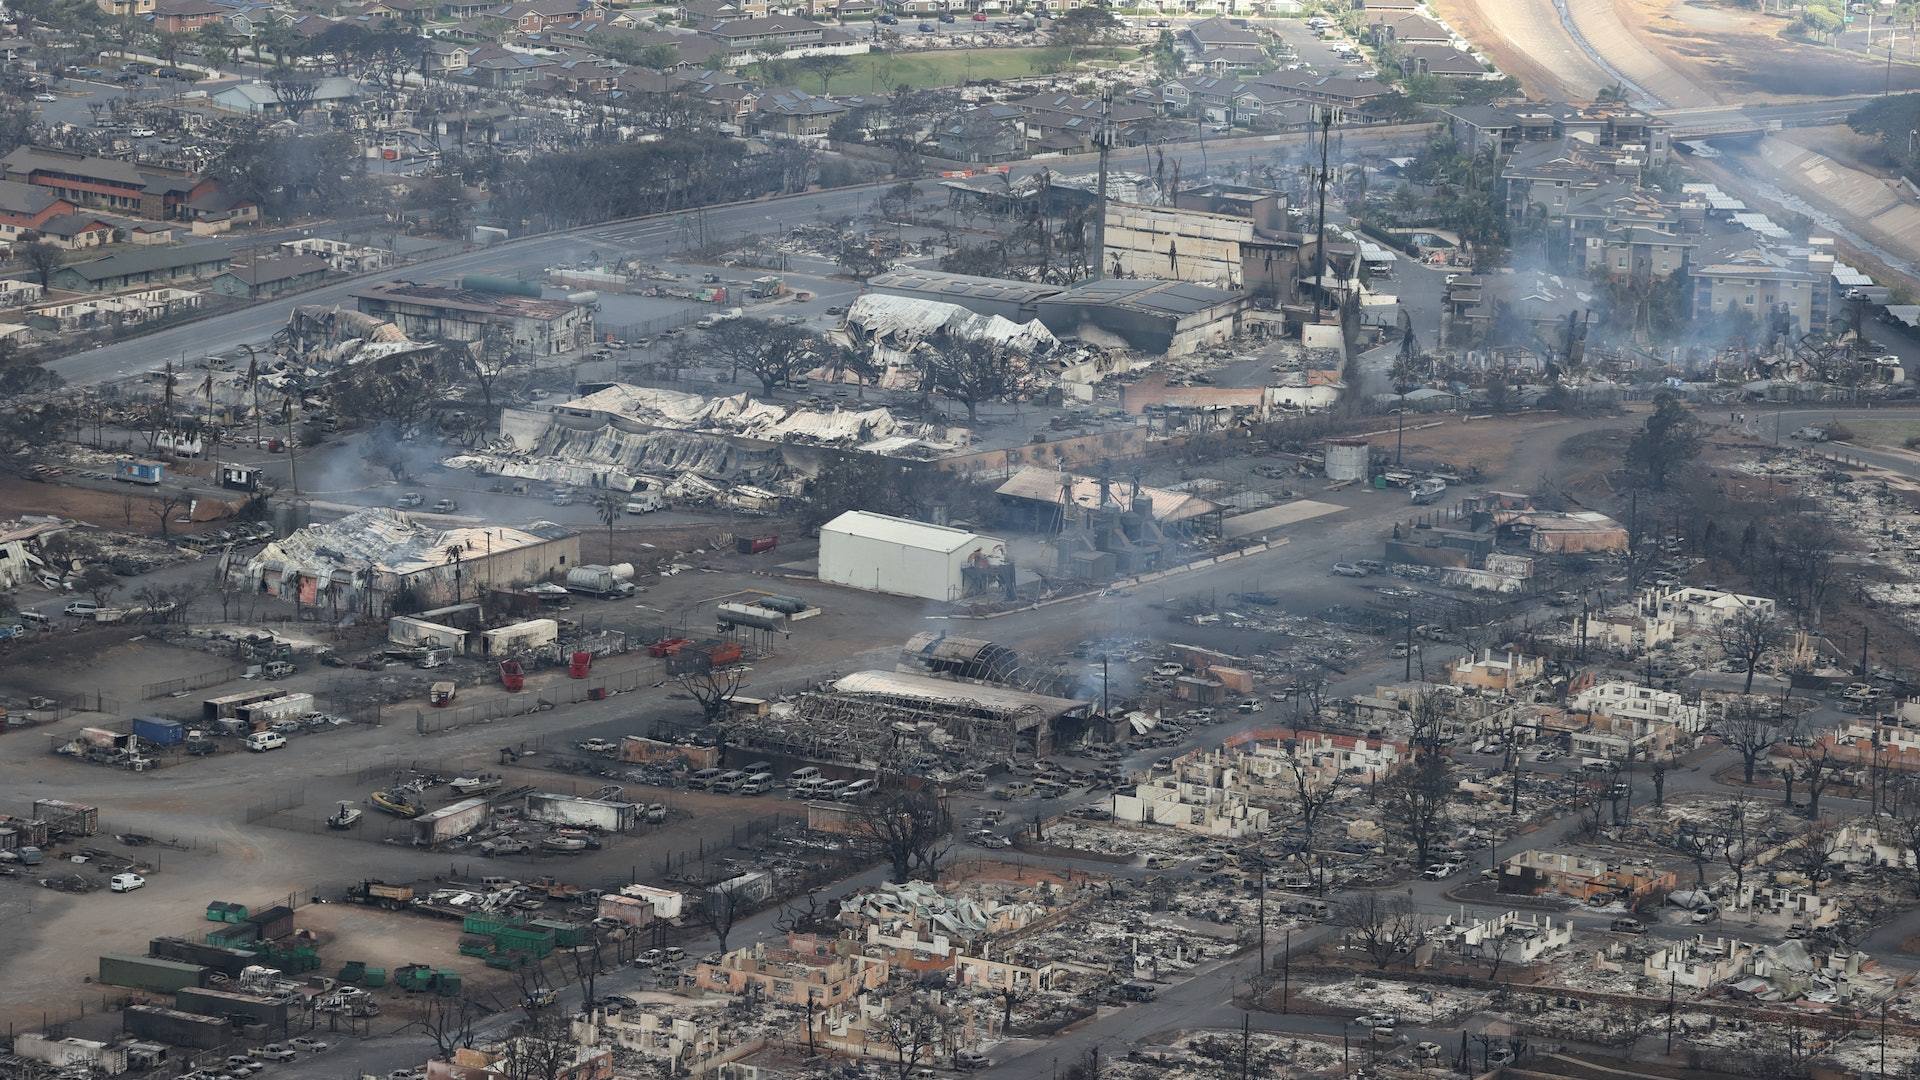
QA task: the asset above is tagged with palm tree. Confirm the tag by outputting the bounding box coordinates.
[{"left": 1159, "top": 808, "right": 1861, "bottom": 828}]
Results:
[
  {"left": 444, "top": 544, "right": 464, "bottom": 604},
  {"left": 593, "top": 491, "right": 622, "bottom": 564}
]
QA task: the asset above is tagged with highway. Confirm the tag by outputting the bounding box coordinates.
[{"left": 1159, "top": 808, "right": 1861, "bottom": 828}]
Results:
[{"left": 42, "top": 125, "right": 1435, "bottom": 389}]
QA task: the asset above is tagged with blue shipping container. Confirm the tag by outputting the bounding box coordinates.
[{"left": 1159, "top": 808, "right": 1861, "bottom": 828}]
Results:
[
  {"left": 131, "top": 717, "right": 185, "bottom": 746},
  {"left": 115, "top": 460, "right": 164, "bottom": 485}
]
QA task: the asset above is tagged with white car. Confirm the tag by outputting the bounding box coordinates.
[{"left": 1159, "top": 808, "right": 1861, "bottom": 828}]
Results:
[
  {"left": 33, "top": 92, "right": 56, "bottom": 102},
  {"left": 64, "top": 600, "right": 100, "bottom": 617},
  {"left": 109, "top": 873, "right": 146, "bottom": 892}
]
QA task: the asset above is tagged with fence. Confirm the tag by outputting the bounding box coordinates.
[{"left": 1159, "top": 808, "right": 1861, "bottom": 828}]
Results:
[
  {"left": 415, "top": 695, "right": 556, "bottom": 735},
  {"left": 140, "top": 664, "right": 245, "bottom": 701}
]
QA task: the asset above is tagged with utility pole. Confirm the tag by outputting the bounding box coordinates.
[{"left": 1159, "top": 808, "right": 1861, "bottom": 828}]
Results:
[
  {"left": 1665, "top": 970, "right": 1676, "bottom": 1054},
  {"left": 1312, "top": 108, "right": 1333, "bottom": 314},
  {"left": 1282, "top": 927, "right": 1291, "bottom": 1014},
  {"left": 1092, "top": 88, "right": 1112, "bottom": 282},
  {"left": 1240, "top": 1013, "right": 1252, "bottom": 1080}
]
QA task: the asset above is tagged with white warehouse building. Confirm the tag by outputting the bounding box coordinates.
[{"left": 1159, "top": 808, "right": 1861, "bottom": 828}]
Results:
[{"left": 817, "top": 511, "right": 1007, "bottom": 602}]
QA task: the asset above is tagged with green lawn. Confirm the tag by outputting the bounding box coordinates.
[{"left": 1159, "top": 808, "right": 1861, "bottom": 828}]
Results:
[{"left": 747, "top": 46, "right": 1137, "bottom": 93}]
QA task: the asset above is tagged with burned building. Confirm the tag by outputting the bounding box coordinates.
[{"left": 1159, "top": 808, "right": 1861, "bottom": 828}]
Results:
[
  {"left": 739, "top": 669, "right": 1091, "bottom": 761},
  {"left": 352, "top": 279, "right": 594, "bottom": 358},
  {"left": 901, "top": 632, "right": 1020, "bottom": 682},
  {"left": 241, "top": 508, "right": 578, "bottom": 616}
]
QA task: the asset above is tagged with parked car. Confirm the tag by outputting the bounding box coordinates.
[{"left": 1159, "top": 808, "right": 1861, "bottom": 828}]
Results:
[
  {"left": 432, "top": 498, "right": 458, "bottom": 513},
  {"left": 32, "top": 91, "right": 55, "bottom": 101},
  {"left": 579, "top": 738, "right": 618, "bottom": 754},
  {"left": 64, "top": 600, "right": 99, "bottom": 617},
  {"left": 110, "top": 873, "right": 146, "bottom": 892},
  {"left": 394, "top": 492, "right": 423, "bottom": 508},
  {"left": 288, "top": 1038, "right": 329, "bottom": 1052},
  {"left": 1332, "top": 562, "right": 1367, "bottom": 577},
  {"left": 251, "top": 1047, "right": 297, "bottom": 1063}
]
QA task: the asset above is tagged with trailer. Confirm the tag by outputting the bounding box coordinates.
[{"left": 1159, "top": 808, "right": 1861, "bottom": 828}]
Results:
[
  {"left": 411, "top": 797, "right": 489, "bottom": 846},
  {"left": 123, "top": 1006, "right": 227, "bottom": 1049},
  {"left": 234, "top": 693, "right": 313, "bottom": 726},
  {"left": 203, "top": 688, "right": 285, "bottom": 722},
  {"left": 32, "top": 799, "right": 98, "bottom": 836}
]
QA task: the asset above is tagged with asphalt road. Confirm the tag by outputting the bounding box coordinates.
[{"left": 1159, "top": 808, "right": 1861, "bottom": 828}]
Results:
[{"left": 42, "top": 125, "right": 1435, "bottom": 389}]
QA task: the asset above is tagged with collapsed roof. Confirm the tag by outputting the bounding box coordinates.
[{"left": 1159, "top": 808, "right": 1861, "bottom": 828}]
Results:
[
  {"left": 244, "top": 507, "right": 570, "bottom": 583},
  {"left": 846, "top": 293, "right": 1058, "bottom": 356}
]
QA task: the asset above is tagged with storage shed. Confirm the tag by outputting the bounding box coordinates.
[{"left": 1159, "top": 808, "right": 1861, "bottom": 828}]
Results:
[{"left": 817, "top": 511, "right": 1006, "bottom": 603}]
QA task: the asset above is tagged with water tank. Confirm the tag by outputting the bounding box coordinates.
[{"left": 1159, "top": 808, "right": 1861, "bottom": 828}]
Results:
[
  {"left": 460, "top": 275, "right": 541, "bottom": 298},
  {"left": 755, "top": 595, "right": 809, "bottom": 615},
  {"left": 566, "top": 291, "right": 600, "bottom": 305},
  {"left": 716, "top": 603, "right": 787, "bottom": 632},
  {"left": 1324, "top": 438, "right": 1370, "bottom": 482}
]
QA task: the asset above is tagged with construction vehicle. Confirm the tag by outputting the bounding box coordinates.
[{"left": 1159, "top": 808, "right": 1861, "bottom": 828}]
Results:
[{"left": 348, "top": 881, "right": 415, "bottom": 909}]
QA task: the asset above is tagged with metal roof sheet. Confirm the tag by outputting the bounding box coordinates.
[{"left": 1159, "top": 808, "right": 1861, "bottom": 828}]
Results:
[{"left": 820, "top": 510, "right": 990, "bottom": 554}]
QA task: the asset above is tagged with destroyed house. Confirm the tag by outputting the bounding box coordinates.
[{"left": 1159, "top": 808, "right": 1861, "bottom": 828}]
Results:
[
  {"left": 352, "top": 281, "right": 594, "bottom": 357},
  {"left": 994, "top": 466, "right": 1220, "bottom": 532},
  {"left": 1500, "top": 849, "right": 1674, "bottom": 903},
  {"left": 689, "top": 933, "right": 888, "bottom": 1004}
]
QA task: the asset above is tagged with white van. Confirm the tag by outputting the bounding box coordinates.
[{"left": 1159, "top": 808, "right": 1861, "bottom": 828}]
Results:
[
  {"left": 244, "top": 731, "right": 287, "bottom": 752},
  {"left": 788, "top": 777, "right": 824, "bottom": 799},
  {"left": 625, "top": 492, "right": 662, "bottom": 514},
  {"left": 788, "top": 766, "right": 822, "bottom": 787},
  {"left": 740, "top": 772, "right": 774, "bottom": 795},
  {"left": 815, "top": 779, "right": 848, "bottom": 800},
  {"left": 839, "top": 778, "right": 877, "bottom": 801}
]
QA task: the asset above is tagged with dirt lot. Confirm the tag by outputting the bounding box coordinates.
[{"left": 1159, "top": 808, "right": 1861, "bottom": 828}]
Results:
[
  {"left": 1617, "top": 0, "right": 1920, "bottom": 100},
  {"left": 1436, "top": 0, "right": 1920, "bottom": 103},
  {"left": 0, "top": 471, "right": 241, "bottom": 537}
]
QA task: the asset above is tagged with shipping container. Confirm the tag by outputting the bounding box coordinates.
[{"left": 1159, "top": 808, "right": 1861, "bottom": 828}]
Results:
[
  {"left": 205, "top": 923, "right": 259, "bottom": 948},
  {"left": 202, "top": 689, "right": 285, "bottom": 722},
  {"left": 244, "top": 904, "right": 295, "bottom": 942},
  {"left": 123, "top": 1006, "right": 229, "bottom": 1049},
  {"left": 99, "top": 955, "right": 209, "bottom": 994},
  {"left": 149, "top": 937, "right": 258, "bottom": 978},
  {"left": 174, "top": 987, "right": 289, "bottom": 1030},
  {"left": 131, "top": 718, "right": 185, "bottom": 747},
  {"left": 33, "top": 799, "right": 98, "bottom": 836},
  {"left": 114, "top": 459, "right": 164, "bottom": 485}
]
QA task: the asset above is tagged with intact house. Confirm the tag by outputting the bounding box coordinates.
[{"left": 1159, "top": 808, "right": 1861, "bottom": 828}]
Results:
[
  {"left": 1396, "top": 44, "right": 1485, "bottom": 80},
  {"left": 0, "top": 147, "right": 254, "bottom": 224},
  {"left": 1500, "top": 138, "right": 1648, "bottom": 223},
  {"left": 48, "top": 244, "right": 232, "bottom": 292},
  {"left": 751, "top": 88, "right": 847, "bottom": 137},
  {"left": 1689, "top": 243, "right": 1829, "bottom": 337},
  {"left": 209, "top": 254, "right": 333, "bottom": 299}
]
